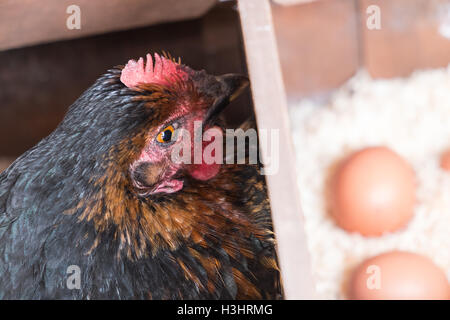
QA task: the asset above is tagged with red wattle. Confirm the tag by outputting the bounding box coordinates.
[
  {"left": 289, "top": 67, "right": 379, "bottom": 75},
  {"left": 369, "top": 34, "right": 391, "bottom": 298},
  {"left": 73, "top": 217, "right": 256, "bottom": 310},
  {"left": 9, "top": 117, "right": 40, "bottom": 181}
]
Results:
[
  {"left": 187, "top": 162, "right": 221, "bottom": 181},
  {"left": 187, "top": 131, "right": 222, "bottom": 181}
]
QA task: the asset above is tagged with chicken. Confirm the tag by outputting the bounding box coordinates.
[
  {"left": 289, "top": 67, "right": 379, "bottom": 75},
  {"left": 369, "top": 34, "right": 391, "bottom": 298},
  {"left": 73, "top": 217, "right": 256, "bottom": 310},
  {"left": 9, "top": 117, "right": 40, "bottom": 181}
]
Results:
[{"left": 0, "top": 53, "right": 281, "bottom": 299}]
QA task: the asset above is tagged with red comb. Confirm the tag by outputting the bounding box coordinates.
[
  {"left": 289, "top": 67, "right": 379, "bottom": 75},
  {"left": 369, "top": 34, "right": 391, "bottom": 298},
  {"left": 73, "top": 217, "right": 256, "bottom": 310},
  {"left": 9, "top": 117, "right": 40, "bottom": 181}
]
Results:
[{"left": 120, "top": 53, "right": 188, "bottom": 88}]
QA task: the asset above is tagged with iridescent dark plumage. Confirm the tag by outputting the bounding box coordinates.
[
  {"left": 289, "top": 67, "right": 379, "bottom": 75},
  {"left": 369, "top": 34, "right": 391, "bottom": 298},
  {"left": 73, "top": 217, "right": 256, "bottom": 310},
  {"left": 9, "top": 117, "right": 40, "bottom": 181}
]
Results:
[{"left": 0, "top": 57, "right": 281, "bottom": 299}]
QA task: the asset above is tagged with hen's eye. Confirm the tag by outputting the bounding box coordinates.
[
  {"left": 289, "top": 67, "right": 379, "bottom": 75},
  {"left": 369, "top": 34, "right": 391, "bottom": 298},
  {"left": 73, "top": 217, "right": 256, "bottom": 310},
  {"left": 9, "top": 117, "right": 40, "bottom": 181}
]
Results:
[{"left": 156, "top": 125, "right": 175, "bottom": 144}]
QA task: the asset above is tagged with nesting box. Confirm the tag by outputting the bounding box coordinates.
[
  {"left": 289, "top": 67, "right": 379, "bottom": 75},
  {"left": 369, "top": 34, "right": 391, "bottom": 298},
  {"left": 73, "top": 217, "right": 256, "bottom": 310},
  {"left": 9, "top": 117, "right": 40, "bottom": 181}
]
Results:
[{"left": 239, "top": 0, "right": 450, "bottom": 299}]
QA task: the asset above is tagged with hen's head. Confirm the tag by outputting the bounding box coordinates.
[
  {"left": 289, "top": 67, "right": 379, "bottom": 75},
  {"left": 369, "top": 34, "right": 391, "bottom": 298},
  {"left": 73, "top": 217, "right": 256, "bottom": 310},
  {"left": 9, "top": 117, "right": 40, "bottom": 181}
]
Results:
[{"left": 106, "top": 53, "right": 249, "bottom": 196}]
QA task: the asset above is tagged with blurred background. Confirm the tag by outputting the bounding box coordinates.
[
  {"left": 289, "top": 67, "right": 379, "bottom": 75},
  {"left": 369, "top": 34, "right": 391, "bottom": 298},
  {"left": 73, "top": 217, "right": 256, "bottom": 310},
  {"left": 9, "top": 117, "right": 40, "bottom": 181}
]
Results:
[{"left": 273, "top": 0, "right": 450, "bottom": 98}]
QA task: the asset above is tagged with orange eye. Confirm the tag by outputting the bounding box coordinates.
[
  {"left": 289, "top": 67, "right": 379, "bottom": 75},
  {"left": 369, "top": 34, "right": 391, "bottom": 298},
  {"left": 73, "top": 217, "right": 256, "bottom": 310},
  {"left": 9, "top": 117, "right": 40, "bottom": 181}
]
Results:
[{"left": 156, "top": 125, "right": 175, "bottom": 144}]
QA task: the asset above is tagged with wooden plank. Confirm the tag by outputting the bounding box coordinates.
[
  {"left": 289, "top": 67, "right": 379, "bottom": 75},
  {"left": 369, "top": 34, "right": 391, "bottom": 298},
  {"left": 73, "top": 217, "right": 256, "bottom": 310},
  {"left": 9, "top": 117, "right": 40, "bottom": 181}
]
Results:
[
  {"left": 358, "top": 0, "right": 450, "bottom": 78},
  {"left": 0, "top": 0, "right": 216, "bottom": 51},
  {"left": 238, "top": 0, "right": 316, "bottom": 299},
  {"left": 272, "top": 0, "right": 360, "bottom": 98},
  {"left": 273, "top": 0, "right": 317, "bottom": 5}
]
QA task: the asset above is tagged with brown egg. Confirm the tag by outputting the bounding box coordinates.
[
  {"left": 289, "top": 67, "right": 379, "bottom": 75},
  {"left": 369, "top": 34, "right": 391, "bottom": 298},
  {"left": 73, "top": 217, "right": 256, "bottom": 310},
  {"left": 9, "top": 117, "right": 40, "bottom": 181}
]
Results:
[
  {"left": 329, "top": 147, "right": 415, "bottom": 236},
  {"left": 349, "top": 251, "right": 450, "bottom": 300},
  {"left": 440, "top": 149, "right": 450, "bottom": 171}
]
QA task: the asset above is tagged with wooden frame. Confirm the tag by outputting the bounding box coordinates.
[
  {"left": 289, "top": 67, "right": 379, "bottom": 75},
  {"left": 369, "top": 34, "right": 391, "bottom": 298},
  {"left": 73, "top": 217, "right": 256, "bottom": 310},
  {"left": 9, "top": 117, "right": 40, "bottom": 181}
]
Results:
[
  {"left": 0, "top": 0, "right": 216, "bottom": 50},
  {"left": 239, "top": 0, "right": 450, "bottom": 299},
  {"left": 238, "top": 0, "right": 316, "bottom": 299}
]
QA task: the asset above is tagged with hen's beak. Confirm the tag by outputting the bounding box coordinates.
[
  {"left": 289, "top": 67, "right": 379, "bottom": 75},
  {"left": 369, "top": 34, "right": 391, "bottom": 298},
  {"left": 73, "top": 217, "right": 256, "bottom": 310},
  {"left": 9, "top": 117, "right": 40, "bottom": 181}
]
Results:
[{"left": 204, "top": 74, "right": 249, "bottom": 126}]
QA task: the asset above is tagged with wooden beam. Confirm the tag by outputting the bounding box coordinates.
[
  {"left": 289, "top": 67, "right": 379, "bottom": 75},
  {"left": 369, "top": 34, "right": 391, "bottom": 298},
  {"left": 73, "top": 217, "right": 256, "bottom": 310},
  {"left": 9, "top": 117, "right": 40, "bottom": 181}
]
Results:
[
  {"left": 272, "top": 0, "right": 360, "bottom": 98},
  {"left": 0, "top": 0, "right": 215, "bottom": 51},
  {"left": 358, "top": 0, "right": 450, "bottom": 78},
  {"left": 238, "top": 0, "right": 316, "bottom": 299}
]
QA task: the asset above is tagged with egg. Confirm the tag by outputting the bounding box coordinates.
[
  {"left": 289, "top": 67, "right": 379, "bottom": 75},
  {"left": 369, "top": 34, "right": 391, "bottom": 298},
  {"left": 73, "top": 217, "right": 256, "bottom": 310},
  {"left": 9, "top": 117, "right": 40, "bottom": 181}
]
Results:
[
  {"left": 440, "top": 149, "right": 450, "bottom": 171},
  {"left": 349, "top": 251, "right": 450, "bottom": 300},
  {"left": 329, "top": 146, "right": 415, "bottom": 236}
]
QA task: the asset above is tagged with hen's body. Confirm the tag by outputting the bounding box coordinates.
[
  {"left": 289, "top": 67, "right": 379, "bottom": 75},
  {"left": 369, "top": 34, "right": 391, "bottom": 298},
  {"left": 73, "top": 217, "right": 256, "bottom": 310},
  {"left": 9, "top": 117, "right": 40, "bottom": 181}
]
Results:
[{"left": 0, "top": 61, "right": 280, "bottom": 299}]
